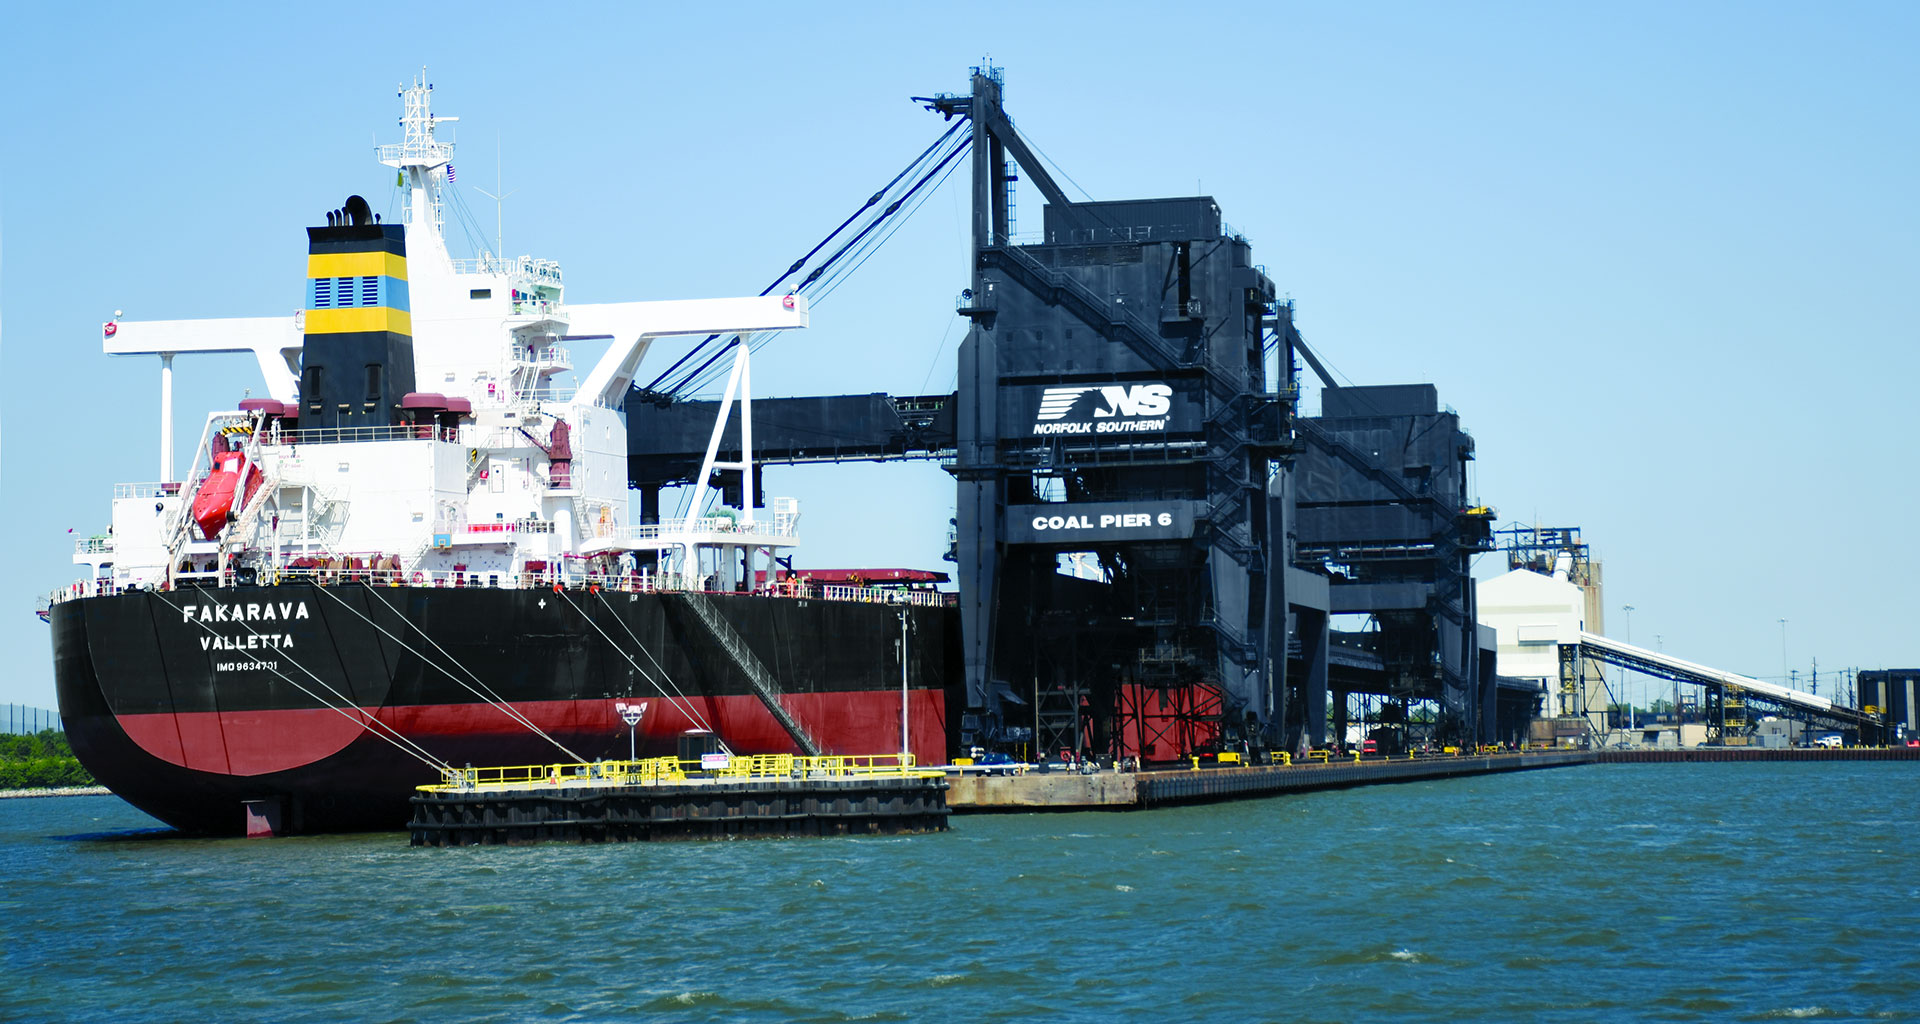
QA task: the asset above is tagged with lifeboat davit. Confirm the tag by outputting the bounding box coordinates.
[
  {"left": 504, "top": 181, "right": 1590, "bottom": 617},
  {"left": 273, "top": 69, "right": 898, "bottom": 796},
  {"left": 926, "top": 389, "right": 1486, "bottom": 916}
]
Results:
[{"left": 191, "top": 451, "right": 263, "bottom": 540}]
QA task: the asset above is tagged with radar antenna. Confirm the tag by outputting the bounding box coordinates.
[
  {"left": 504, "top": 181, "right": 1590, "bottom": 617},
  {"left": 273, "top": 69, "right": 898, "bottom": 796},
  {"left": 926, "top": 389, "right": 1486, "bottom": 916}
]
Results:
[{"left": 376, "top": 68, "right": 459, "bottom": 261}]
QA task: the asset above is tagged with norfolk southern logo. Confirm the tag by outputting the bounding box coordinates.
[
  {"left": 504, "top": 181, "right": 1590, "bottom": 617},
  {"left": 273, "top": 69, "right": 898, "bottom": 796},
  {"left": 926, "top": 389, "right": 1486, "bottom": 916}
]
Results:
[{"left": 1033, "top": 383, "right": 1173, "bottom": 435}]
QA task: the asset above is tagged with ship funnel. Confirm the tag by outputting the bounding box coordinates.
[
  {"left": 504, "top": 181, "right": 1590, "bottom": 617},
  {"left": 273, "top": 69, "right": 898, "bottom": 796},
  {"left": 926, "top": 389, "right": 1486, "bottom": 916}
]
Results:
[{"left": 298, "top": 210, "right": 416, "bottom": 428}]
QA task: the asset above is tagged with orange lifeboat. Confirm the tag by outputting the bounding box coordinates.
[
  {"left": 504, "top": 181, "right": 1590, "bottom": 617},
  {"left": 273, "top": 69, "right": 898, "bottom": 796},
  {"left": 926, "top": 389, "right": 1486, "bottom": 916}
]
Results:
[{"left": 191, "top": 451, "right": 263, "bottom": 540}]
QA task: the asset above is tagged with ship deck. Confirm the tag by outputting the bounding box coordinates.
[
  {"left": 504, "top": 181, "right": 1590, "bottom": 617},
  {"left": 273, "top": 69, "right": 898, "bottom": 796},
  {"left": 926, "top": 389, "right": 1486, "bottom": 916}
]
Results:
[{"left": 49, "top": 566, "right": 956, "bottom": 609}]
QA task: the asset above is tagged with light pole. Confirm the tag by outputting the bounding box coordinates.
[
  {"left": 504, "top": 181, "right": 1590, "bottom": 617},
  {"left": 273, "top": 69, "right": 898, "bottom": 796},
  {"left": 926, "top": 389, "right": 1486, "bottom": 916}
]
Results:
[
  {"left": 618, "top": 701, "right": 645, "bottom": 762},
  {"left": 1622, "top": 605, "right": 1635, "bottom": 730},
  {"left": 1778, "top": 618, "right": 1789, "bottom": 686},
  {"left": 899, "top": 603, "right": 911, "bottom": 761},
  {"left": 1655, "top": 634, "right": 1678, "bottom": 736}
]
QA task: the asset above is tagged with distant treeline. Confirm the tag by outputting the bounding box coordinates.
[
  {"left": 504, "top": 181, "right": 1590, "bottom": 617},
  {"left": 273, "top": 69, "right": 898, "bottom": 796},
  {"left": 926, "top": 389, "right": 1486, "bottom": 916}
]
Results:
[{"left": 0, "top": 730, "right": 96, "bottom": 789}]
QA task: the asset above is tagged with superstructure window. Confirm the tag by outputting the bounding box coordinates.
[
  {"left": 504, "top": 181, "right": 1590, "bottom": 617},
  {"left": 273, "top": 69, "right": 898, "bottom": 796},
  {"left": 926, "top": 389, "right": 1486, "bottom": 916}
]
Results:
[
  {"left": 470, "top": 289, "right": 492, "bottom": 300},
  {"left": 365, "top": 364, "right": 382, "bottom": 402}
]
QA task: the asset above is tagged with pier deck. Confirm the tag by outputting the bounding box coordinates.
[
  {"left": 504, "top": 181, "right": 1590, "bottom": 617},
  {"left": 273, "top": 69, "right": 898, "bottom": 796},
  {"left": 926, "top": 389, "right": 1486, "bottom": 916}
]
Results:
[
  {"left": 1597, "top": 747, "right": 1920, "bottom": 764},
  {"left": 949, "top": 751, "right": 1596, "bottom": 812},
  {"left": 950, "top": 746, "right": 1920, "bottom": 813}
]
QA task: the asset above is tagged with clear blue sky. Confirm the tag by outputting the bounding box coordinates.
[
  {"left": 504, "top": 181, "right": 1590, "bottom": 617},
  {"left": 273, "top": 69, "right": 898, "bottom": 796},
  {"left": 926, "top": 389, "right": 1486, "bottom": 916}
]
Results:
[{"left": 3, "top": 2, "right": 1914, "bottom": 710}]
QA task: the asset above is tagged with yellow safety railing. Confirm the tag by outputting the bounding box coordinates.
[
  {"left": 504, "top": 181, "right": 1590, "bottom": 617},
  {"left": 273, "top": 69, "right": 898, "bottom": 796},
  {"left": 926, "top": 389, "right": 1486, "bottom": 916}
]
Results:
[
  {"left": 417, "top": 752, "right": 939, "bottom": 793},
  {"left": 795, "top": 753, "right": 930, "bottom": 777},
  {"left": 712, "top": 753, "right": 798, "bottom": 779}
]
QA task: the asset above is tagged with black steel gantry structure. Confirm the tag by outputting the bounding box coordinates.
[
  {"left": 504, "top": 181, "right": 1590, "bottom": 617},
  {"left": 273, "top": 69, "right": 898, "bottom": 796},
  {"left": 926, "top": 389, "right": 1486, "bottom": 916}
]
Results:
[
  {"left": 924, "top": 66, "right": 1312, "bottom": 761},
  {"left": 1293, "top": 383, "right": 1498, "bottom": 748},
  {"left": 622, "top": 64, "right": 1527, "bottom": 760}
]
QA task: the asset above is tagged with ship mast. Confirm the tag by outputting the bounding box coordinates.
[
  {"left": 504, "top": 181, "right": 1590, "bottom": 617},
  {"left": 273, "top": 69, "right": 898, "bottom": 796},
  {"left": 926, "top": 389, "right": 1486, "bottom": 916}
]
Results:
[{"left": 376, "top": 69, "right": 457, "bottom": 268}]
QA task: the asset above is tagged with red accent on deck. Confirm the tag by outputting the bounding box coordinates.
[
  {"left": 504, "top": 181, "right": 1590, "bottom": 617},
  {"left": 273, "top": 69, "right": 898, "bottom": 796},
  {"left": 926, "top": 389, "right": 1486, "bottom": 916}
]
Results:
[{"left": 778, "top": 568, "right": 950, "bottom": 584}]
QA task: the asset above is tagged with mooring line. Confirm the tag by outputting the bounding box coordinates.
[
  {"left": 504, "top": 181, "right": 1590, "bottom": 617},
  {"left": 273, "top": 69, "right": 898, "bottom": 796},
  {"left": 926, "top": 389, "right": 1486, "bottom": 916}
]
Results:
[
  {"left": 553, "top": 587, "right": 717, "bottom": 738},
  {"left": 149, "top": 588, "right": 451, "bottom": 773},
  {"left": 330, "top": 583, "right": 588, "bottom": 764}
]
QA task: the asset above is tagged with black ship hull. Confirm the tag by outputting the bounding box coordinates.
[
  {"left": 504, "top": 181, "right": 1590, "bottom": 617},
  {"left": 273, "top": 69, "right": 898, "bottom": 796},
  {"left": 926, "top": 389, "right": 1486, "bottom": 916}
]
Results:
[{"left": 52, "top": 584, "right": 960, "bottom": 834}]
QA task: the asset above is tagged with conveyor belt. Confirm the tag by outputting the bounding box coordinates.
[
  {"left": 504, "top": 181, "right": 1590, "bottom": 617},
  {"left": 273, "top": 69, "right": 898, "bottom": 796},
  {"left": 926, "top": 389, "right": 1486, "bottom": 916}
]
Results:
[{"left": 1576, "top": 631, "right": 1875, "bottom": 730}]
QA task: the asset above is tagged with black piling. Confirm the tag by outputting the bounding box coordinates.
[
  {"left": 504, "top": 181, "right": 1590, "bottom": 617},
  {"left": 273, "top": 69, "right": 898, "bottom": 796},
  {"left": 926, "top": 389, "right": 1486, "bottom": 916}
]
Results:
[{"left": 409, "top": 775, "right": 949, "bottom": 846}]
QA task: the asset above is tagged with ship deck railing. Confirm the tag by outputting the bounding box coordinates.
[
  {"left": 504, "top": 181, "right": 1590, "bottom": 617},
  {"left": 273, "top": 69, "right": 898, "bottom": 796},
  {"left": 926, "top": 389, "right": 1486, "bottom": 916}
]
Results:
[
  {"left": 448, "top": 253, "right": 564, "bottom": 289},
  {"left": 49, "top": 566, "right": 958, "bottom": 608},
  {"left": 513, "top": 345, "right": 572, "bottom": 372},
  {"left": 113, "top": 481, "right": 185, "bottom": 499},
  {"left": 51, "top": 577, "right": 132, "bottom": 602},
  {"left": 418, "top": 752, "right": 939, "bottom": 794},
  {"left": 254, "top": 425, "right": 463, "bottom": 446},
  {"left": 579, "top": 515, "right": 801, "bottom": 553}
]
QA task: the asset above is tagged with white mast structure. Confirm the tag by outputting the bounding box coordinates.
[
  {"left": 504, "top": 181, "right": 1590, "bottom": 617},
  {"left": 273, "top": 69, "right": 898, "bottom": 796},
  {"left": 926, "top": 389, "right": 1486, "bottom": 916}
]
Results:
[{"left": 378, "top": 70, "right": 457, "bottom": 270}]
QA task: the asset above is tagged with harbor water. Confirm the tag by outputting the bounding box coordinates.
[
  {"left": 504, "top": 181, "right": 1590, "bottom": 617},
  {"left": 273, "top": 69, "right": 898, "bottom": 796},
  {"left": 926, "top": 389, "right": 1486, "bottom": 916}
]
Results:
[{"left": 4, "top": 762, "right": 1916, "bottom": 1022}]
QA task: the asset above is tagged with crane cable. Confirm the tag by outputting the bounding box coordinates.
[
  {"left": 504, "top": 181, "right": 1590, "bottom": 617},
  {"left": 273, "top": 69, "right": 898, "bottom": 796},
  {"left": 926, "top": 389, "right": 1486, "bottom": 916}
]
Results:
[
  {"left": 588, "top": 589, "right": 726, "bottom": 738},
  {"left": 658, "top": 136, "right": 971, "bottom": 398},
  {"left": 640, "top": 119, "right": 967, "bottom": 394},
  {"left": 669, "top": 130, "right": 975, "bottom": 519},
  {"left": 802, "top": 135, "right": 972, "bottom": 308},
  {"left": 662, "top": 129, "right": 973, "bottom": 398},
  {"left": 551, "top": 587, "right": 718, "bottom": 738}
]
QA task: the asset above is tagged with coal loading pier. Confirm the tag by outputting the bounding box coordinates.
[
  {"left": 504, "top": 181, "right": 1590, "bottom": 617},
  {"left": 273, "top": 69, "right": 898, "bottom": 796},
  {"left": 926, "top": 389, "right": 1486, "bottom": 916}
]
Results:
[
  {"left": 947, "top": 746, "right": 1920, "bottom": 812},
  {"left": 949, "top": 750, "right": 1596, "bottom": 811},
  {"left": 624, "top": 65, "right": 1516, "bottom": 767},
  {"left": 410, "top": 755, "right": 948, "bottom": 846}
]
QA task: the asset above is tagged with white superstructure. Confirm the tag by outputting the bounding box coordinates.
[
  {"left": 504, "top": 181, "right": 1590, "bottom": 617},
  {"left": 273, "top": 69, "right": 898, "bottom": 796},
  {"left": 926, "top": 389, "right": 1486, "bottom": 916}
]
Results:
[{"left": 63, "top": 74, "right": 817, "bottom": 603}]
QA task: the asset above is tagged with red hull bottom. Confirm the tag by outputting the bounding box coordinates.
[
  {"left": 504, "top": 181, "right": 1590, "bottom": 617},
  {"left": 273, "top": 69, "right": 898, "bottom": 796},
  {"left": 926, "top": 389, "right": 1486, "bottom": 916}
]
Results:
[{"left": 113, "top": 690, "right": 950, "bottom": 775}]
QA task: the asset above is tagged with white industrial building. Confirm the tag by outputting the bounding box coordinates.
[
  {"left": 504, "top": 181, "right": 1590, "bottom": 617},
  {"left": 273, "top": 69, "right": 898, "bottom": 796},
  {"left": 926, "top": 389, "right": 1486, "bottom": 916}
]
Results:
[{"left": 1478, "top": 563, "right": 1610, "bottom": 740}]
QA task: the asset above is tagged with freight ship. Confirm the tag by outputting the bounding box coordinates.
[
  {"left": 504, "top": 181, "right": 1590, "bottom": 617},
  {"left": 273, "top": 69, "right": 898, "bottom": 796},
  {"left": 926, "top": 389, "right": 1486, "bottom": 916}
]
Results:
[{"left": 47, "top": 75, "right": 960, "bottom": 835}]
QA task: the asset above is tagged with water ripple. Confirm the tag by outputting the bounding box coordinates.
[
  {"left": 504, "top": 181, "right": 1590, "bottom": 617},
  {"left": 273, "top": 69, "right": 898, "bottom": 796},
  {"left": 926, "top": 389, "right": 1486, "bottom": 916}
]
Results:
[{"left": 3, "top": 763, "right": 1916, "bottom": 1022}]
